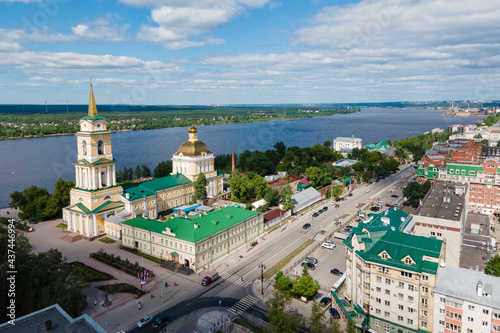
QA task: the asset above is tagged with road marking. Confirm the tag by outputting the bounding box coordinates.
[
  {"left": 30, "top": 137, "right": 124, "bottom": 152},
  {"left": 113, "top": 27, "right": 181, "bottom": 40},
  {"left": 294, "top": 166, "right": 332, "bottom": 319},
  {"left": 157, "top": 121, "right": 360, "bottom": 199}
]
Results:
[
  {"left": 227, "top": 295, "right": 259, "bottom": 315},
  {"left": 220, "top": 271, "right": 251, "bottom": 287}
]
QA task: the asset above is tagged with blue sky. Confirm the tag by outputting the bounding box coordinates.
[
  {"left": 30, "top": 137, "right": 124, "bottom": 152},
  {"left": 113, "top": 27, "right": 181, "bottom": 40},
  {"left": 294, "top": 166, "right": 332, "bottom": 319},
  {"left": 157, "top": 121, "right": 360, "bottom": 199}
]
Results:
[{"left": 0, "top": 0, "right": 499, "bottom": 105}]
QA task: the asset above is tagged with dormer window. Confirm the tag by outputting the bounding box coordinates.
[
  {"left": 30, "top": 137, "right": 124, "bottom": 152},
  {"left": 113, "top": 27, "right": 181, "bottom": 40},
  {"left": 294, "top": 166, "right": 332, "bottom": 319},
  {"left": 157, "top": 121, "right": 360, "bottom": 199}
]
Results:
[
  {"left": 405, "top": 257, "right": 413, "bottom": 265},
  {"left": 381, "top": 252, "right": 388, "bottom": 259}
]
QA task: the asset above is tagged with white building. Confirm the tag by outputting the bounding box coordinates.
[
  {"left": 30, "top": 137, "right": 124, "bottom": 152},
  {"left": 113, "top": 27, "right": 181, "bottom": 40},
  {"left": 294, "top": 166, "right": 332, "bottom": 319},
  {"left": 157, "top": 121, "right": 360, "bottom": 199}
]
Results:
[
  {"left": 333, "top": 136, "right": 362, "bottom": 151},
  {"left": 433, "top": 265, "right": 500, "bottom": 333}
]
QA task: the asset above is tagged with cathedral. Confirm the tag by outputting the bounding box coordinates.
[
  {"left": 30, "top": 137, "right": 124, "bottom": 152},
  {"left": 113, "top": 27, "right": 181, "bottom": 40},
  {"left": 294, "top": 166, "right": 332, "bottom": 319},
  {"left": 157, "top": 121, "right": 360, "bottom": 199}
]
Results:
[{"left": 62, "top": 84, "right": 224, "bottom": 238}]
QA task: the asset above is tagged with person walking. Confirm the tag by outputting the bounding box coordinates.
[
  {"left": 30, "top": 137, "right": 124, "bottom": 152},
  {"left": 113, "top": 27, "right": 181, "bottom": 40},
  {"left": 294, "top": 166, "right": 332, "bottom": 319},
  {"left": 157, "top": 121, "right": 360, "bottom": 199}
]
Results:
[{"left": 138, "top": 302, "right": 142, "bottom": 310}]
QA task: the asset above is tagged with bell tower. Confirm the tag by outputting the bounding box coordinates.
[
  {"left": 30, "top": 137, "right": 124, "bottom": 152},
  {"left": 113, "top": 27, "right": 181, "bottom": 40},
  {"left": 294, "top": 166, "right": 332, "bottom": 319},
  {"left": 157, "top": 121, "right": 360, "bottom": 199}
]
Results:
[{"left": 74, "top": 81, "right": 117, "bottom": 191}]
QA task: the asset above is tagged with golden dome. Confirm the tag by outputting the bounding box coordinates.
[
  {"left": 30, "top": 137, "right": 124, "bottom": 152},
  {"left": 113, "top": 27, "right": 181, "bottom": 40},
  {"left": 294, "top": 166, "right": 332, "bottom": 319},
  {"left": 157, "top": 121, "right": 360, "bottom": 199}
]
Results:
[
  {"left": 175, "top": 140, "right": 212, "bottom": 157},
  {"left": 188, "top": 125, "right": 198, "bottom": 134}
]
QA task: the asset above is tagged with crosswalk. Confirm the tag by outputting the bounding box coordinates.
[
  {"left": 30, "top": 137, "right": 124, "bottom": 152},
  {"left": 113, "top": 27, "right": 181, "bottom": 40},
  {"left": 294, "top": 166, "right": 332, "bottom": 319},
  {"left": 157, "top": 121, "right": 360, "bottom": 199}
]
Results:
[
  {"left": 227, "top": 295, "right": 259, "bottom": 315},
  {"left": 220, "top": 271, "right": 251, "bottom": 287}
]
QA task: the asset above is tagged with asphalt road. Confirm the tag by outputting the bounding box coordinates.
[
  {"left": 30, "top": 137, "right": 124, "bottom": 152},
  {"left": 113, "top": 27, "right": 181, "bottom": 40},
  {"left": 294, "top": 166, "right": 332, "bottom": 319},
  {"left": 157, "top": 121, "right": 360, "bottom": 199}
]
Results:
[{"left": 123, "top": 164, "right": 416, "bottom": 332}]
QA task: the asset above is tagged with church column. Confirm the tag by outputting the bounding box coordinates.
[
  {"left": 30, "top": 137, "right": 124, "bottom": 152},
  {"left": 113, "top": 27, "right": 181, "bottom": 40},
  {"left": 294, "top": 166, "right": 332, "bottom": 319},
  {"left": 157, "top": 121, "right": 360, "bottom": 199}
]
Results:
[
  {"left": 112, "top": 165, "right": 116, "bottom": 185},
  {"left": 98, "top": 167, "right": 103, "bottom": 188},
  {"left": 107, "top": 166, "right": 111, "bottom": 187},
  {"left": 85, "top": 216, "right": 90, "bottom": 237},
  {"left": 94, "top": 168, "right": 98, "bottom": 189},
  {"left": 93, "top": 215, "right": 97, "bottom": 235},
  {"left": 78, "top": 215, "right": 83, "bottom": 234},
  {"left": 75, "top": 167, "right": 79, "bottom": 187}
]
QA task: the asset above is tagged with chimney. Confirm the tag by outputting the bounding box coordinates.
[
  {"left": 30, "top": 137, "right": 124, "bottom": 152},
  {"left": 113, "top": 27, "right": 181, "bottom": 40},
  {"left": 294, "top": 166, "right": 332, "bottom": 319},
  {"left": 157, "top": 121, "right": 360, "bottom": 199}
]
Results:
[
  {"left": 232, "top": 151, "right": 235, "bottom": 171},
  {"left": 126, "top": 193, "right": 130, "bottom": 199},
  {"left": 477, "top": 280, "right": 483, "bottom": 297}
]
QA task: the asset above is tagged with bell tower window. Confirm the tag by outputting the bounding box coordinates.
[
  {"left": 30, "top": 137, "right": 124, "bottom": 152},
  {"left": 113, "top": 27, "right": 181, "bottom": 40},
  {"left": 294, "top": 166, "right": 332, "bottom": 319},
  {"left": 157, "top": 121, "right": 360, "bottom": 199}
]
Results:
[
  {"left": 82, "top": 140, "right": 87, "bottom": 155},
  {"left": 98, "top": 140, "right": 104, "bottom": 155}
]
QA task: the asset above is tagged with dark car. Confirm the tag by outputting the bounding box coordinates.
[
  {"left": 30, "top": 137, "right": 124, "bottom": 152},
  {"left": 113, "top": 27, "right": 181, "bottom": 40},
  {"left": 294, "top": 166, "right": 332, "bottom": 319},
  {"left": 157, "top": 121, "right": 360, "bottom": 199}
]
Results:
[
  {"left": 322, "top": 206, "right": 328, "bottom": 212},
  {"left": 370, "top": 206, "right": 380, "bottom": 212},
  {"left": 152, "top": 315, "right": 169, "bottom": 330},
  {"left": 348, "top": 193, "right": 353, "bottom": 197},
  {"left": 331, "top": 268, "right": 343, "bottom": 275},
  {"left": 301, "top": 262, "right": 316, "bottom": 270},
  {"left": 312, "top": 212, "right": 319, "bottom": 217},
  {"left": 391, "top": 194, "right": 399, "bottom": 198},
  {"left": 319, "top": 296, "right": 331, "bottom": 306},
  {"left": 329, "top": 308, "right": 341, "bottom": 319},
  {"left": 303, "top": 223, "right": 311, "bottom": 229}
]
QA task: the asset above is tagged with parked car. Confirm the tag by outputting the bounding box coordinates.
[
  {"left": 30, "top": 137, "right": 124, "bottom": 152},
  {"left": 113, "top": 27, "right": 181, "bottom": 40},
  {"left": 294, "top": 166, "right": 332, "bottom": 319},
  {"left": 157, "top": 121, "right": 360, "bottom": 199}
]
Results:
[
  {"left": 324, "top": 240, "right": 336, "bottom": 246},
  {"left": 312, "top": 212, "right": 319, "bottom": 217},
  {"left": 322, "top": 242, "right": 335, "bottom": 250},
  {"left": 319, "top": 296, "right": 331, "bottom": 307},
  {"left": 391, "top": 194, "right": 399, "bottom": 198},
  {"left": 305, "top": 257, "right": 318, "bottom": 264},
  {"left": 322, "top": 206, "right": 328, "bottom": 212},
  {"left": 301, "top": 262, "right": 316, "bottom": 270},
  {"left": 331, "top": 268, "right": 343, "bottom": 275},
  {"left": 137, "top": 315, "right": 153, "bottom": 328},
  {"left": 303, "top": 223, "right": 311, "bottom": 229},
  {"left": 366, "top": 189, "right": 370, "bottom": 193},
  {"left": 348, "top": 193, "right": 353, "bottom": 197},
  {"left": 329, "top": 308, "right": 341, "bottom": 319}
]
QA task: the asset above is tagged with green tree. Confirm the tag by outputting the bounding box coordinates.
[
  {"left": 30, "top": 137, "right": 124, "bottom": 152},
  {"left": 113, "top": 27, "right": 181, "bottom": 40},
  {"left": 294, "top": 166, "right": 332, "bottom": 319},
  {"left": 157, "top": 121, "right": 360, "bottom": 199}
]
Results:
[
  {"left": 292, "top": 266, "right": 319, "bottom": 299},
  {"left": 309, "top": 302, "right": 326, "bottom": 333},
  {"left": 331, "top": 184, "right": 343, "bottom": 200},
  {"left": 265, "top": 289, "right": 301, "bottom": 333},
  {"left": 324, "top": 140, "right": 332, "bottom": 148},
  {"left": 274, "top": 141, "right": 286, "bottom": 159},
  {"left": 141, "top": 165, "right": 152, "bottom": 178},
  {"left": 154, "top": 160, "right": 172, "bottom": 178},
  {"left": 193, "top": 172, "right": 208, "bottom": 201},
  {"left": 327, "top": 319, "right": 341, "bottom": 333},
  {"left": 485, "top": 254, "right": 500, "bottom": 277},
  {"left": 305, "top": 166, "right": 325, "bottom": 188},
  {"left": 281, "top": 184, "right": 295, "bottom": 211},
  {"left": 264, "top": 187, "right": 280, "bottom": 206},
  {"left": 134, "top": 165, "right": 142, "bottom": 179},
  {"left": 347, "top": 319, "right": 356, "bottom": 333},
  {"left": 403, "top": 180, "right": 431, "bottom": 208}
]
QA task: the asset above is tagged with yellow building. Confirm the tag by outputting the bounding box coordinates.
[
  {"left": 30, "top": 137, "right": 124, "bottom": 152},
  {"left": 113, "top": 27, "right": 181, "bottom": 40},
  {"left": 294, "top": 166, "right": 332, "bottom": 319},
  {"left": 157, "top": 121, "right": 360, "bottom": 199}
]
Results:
[{"left": 63, "top": 84, "right": 224, "bottom": 239}]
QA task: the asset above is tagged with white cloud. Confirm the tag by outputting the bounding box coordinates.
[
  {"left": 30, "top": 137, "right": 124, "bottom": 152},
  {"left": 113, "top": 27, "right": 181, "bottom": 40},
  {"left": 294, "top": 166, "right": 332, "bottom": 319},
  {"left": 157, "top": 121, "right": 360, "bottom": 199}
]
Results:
[{"left": 124, "top": 0, "right": 270, "bottom": 49}]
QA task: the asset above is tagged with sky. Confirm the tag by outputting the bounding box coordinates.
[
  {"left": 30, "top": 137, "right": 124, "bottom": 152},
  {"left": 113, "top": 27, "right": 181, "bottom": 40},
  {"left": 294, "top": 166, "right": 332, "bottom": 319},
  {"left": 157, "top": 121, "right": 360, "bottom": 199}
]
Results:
[{"left": 0, "top": 0, "right": 499, "bottom": 105}]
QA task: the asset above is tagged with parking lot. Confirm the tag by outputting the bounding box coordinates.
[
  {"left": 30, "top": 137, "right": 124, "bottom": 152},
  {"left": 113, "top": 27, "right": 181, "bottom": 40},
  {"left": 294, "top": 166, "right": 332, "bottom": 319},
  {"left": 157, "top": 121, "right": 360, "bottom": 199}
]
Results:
[{"left": 288, "top": 239, "right": 346, "bottom": 292}]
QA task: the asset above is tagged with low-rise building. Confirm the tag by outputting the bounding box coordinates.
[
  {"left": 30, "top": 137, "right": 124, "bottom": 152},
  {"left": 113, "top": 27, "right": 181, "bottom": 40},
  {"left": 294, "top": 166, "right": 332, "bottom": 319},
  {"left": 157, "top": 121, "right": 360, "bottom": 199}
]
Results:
[
  {"left": 433, "top": 265, "right": 500, "bottom": 333},
  {"left": 334, "top": 136, "right": 362, "bottom": 151},
  {"left": 460, "top": 213, "right": 494, "bottom": 271},
  {"left": 290, "top": 187, "right": 321, "bottom": 214},
  {"left": 121, "top": 206, "right": 263, "bottom": 272}
]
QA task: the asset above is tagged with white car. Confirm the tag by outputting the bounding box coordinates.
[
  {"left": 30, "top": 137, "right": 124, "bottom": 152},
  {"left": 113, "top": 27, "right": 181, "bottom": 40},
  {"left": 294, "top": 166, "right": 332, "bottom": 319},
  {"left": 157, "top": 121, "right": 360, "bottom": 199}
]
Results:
[
  {"left": 366, "top": 189, "right": 370, "bottom": 193},
  {"left": 137, "top": 315, "right": 153, "bottom": 328},
  {"left": 322, "top": 242, "right": 336, "bottom": 250}
]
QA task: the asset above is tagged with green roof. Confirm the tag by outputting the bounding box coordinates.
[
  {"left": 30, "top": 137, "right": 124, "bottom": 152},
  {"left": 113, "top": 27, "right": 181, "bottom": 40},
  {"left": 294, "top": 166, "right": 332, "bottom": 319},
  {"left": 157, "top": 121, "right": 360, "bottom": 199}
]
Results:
[
  {"left": 343, "top": 177, "right": 352, "bottom": 183},
  {"left": 121, "top": 206, "right": 262, "bottom": 243},
  {"left": 75, "top": 158, "right": 116, "bottom": 166},
  {"left": 80, "top": 115, "right": 106, "bottom": 120},
  {"left": 357, "top": 230, "right": 442, "bottom": 274},
  {"left": 75, "top": 202, "right": 91, "bottom": 214},
  {"left": 122, "top": 173, "right": 193, "bottom": 201}
]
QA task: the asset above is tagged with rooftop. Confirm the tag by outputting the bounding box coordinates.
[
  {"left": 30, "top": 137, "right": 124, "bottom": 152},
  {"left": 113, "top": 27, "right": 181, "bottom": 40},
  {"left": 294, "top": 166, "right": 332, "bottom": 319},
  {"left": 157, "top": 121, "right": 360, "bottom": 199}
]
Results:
[
  {"left": 0, "top": 304, "right": 106, "bottom": 333},
  {"left": 122, "top": 173, "right": 192, "bottom": 201},
  {"left": 416, "top": 181, "right": 466, "bottom": 221},
  {"left": 334, "top": 137, "right": 361, "bottom": 142},
  {"left": 434, "top": 265, "right": 500, "bottom": 309},
  {"left": 121, "top": 206, "right": 261, "bottom": 243},
  {"left": 460, "top": 213, "right": 493, "bottom": 271}
]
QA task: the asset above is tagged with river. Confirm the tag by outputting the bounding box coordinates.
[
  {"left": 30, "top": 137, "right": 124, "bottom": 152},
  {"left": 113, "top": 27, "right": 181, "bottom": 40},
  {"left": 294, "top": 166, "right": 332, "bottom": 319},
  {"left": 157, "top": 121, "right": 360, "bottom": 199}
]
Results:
[{"left": 0, "top": 108, "right": 484, "bottom": 208}]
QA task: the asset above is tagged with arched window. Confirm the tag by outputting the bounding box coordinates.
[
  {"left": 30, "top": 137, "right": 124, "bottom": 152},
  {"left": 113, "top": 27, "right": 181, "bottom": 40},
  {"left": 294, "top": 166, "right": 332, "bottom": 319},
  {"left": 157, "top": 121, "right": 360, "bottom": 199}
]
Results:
[
  {"left": 82, "top": 140, "right": 87, "bottom": 155},
  {"left": 97, "top": 140, "right": 104, "bottom": 155}
]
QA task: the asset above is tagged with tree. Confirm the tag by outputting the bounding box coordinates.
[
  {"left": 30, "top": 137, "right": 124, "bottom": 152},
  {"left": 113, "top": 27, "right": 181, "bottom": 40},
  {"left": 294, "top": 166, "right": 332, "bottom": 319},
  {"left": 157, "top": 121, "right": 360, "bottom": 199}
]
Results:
[
  {"left": 281, "top": 184, "right": 295, "bottom": 211},
  {"left": 327, "top": 319, "right": 341, "bottom": 333},
  {"left": 347, "top": 320, "right": 356, "bottom": 333},
  {"left": 309, "top": 302, "right": 326, "bottom": 333},
  {"left": 134, "top": 165, "right": 142, "bottom": 179},
  {"left": 264, "top": 187, "right": 280, "bottom": 206},
  {"left": 323, "top": 140, "right": 332, "bottom": 148},
  {"left": 304, "top": 166, "right": 325, "bottom": 188},
  {"left": 485, "top": 254, "right": 500, "bottom": 277},
  {"left": 141, "top": 165, "right": 152, "bottom": 178},
  {"left": 292, "top": 265, "right": 319, "bottom": 299},
  {"left": 274, "top": 271, "right": 293, "bottom": 292},
  {"left": 331, "top": 184, "right": 343, "bottom": 200},
  {"left": 265, "top": 289, "right": 301, "bottom": 333},
  {"left": 274, "top": 141, "right": 286, "bottom": 159},
  {"left": 154, "top": 160, "right": 172, "bottom": 178},
  {"left": 403, "top": 180, "right": 431, "bottom": 208},
  {"left": 193, "top": 172, "right": 208, "bottom": 201}
]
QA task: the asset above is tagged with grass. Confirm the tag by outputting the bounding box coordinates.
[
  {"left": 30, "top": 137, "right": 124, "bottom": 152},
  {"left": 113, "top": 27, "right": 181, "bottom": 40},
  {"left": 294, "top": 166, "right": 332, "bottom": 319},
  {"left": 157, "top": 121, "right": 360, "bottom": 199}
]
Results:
[
  {"left": 96, "top": 283, "right": 146, "bottom": 297},
  {"left": 263, "top": 239, "right": 316, "bottom": 280},
  {"left": 56, "top": 223, "right": 67, "bottom": 229},
  {"left": 69, "top": 262, "right": 115, "bottom": 282},
  {"left": 340, "top": 214, "right": 350, "bottom": 220},
  {"left": 98, "top": 237, "right": 117, "bottom": 244},
  {"left": 90, "top": 252, "right": 144, "bottom": 277},
  {"left": 233, "top": 318, "right": 264, "bottom": 333}
]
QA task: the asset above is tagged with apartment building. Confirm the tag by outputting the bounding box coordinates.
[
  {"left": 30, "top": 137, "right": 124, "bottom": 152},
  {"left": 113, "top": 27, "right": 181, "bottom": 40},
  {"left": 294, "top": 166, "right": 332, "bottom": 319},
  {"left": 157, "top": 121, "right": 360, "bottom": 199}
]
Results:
[
  {"left": 344, "top": 207, "right": 444, "bottom": 333},
  {"left": 433, "top": 265, "right": 500, "bottom": 333},
  {"left": 333, "top": 136, "right": 362, "bottom": 151}
]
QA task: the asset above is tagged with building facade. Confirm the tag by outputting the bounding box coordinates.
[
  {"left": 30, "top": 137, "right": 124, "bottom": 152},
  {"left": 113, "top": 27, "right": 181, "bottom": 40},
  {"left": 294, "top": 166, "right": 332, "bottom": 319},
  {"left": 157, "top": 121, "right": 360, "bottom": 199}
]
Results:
[
  {"left": 433, "top": 265, "right": 500, "bottom": 333},
  {"left": 63, "top": 85, "right": 224, "bottom": 238},
  {"left": 121, "top": 206, "right": 263, "bottom": 271},
  {"left": 334, "top": 136, "right": 362, "bottom": 151},
  {"left": 344, "top": 208, "right": 444, "bottom": 333}
]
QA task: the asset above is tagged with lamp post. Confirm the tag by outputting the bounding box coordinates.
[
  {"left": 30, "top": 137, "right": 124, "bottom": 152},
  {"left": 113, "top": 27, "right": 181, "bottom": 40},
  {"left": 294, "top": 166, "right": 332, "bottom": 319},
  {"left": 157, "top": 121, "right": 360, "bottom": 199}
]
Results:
[
  {"left": 160, "top": 274, "right": 164, "bottom": 304},
  {"left": 259, "top": 262, "right": 266, "bottom": 295}
]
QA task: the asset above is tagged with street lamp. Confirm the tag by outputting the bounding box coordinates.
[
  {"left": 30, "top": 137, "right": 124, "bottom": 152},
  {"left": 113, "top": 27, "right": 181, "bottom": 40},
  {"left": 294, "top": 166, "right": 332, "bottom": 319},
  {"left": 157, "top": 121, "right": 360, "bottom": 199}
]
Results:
[
  {"left": 160, "top": 275, "right": 164, "bottom": 304},
  {"left": 259, "top": 262, "right": 266, "bottom": 295}
]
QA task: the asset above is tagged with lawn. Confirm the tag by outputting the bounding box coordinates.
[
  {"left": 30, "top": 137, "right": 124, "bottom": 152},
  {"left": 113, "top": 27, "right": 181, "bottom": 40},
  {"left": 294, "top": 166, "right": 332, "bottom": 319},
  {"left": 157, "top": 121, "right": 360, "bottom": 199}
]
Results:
[
  {"left": 263, "top": 239, "right": 316, "bottom": 280},
  {"left": 56, "top": 223, "right": 67, "bottom": 229},
  {"left": 98, "top": 237, "right": 117, "bottom": 244},
  {"left": 233, "top": 318, "right": 264, "bottom": 333},
  {"left": 96, "top": 283, "right": 146, "bottom": 298},
  {"left": 69, "top": 262, "right": 115, "bottom": 282}
]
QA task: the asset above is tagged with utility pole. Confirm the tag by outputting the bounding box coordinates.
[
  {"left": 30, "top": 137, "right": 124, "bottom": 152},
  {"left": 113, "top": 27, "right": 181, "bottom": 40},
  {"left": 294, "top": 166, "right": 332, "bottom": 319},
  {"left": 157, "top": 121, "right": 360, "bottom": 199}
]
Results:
[{"left": 259, "top": 262, "right": 266, "bottom": 295}]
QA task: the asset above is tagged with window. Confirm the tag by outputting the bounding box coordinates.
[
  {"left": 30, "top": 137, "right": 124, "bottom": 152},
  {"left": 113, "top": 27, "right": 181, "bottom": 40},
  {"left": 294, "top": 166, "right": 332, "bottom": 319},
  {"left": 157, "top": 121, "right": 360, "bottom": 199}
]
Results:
[
  {"left": 375, "top": 320, "right": 380, "bottom": 328},
  {"left": 408, "top": 284, "right": 415, "bottom": 291},
  {"left": 439, "top": 320, "right": 445, "bottom": 326},
  {"left": 467, "top": 317, "right": 473, "bottom": 322},
  {"left": 381, "top": 252, "right": 388, "bottom": 259},
  {"left": 483, "top": 309, "right": 489, "bottom": 315},
  {"left": 97, "top": 140, "right": 104, "bottom": 155},
  {"left": 422, "top": 275, "right": 429, "bottom": 282},
  {"left": 398, "top": 304, "right": 404, "bottom": 310},
  {"left": 376, "top": 287, "right": 381, "bottom": 292},
  {"left": 376, "top": 309, "right": 381, "bottom": 315},
  {"left": 82, "top": 140, "right": 87, "bottom": 155},
  {"left": 401, "top": 271, "right": 413, "bottom": 278},
  {"left": 405, "top": 257, "right": 412, "bottom": 264},
  {"left": 408, "top": 296, "right": 414, "bottom": 303},
  {"left": 376, "top": 298, "right": 381, "bottom": 304},
  {"left": 385, "top": 300, "right": 391, "bottom": 306},
  {"left": 385, "top": 278, "right": 391, "bottom": 285},
  {"left": 422, "top": 286, "right": 429, "bottom": 294},
  {"left": 385, "top": 289, "right": 390, "bottom": 295},
  {"left": 469, "top": 305, "right": 475, "bottom": 311},
  {"left": 440, "top": 297, "right": 446, "bottom": 303},
  {"left": 398, "top": 315, "right": 403, "bottom": 322},
  {"left": 385, "top": 311, "right": 390, "bottom": 318},
  {"left": 461, "top": 170, "right": 466, "bottom": 175},
  {"left": 398, "top": 282, "right": 405, "bottom": 288},
  {"left": 421, "top": 310, "right": 428, "bottom": 317},
  {"left": 445, "top": 323, "right": 461, "bottom": 332},
  {"left": 421, "top": 321, "right": 427, "bottom": 328},
  {"left": 467, "top": 329, "right": 473, "bottom": 333},
  {"left": 407, "top": 319, "right": 413, "bottom": 325},
  {"left": 377, "top": 276, "right": 382, "bottom": 282},
  {"left": 384, "top": 323, "right": 390, "bottom": 333},
  {"left": 398, "top": 293, "right": 403, "bottom": 300},
  {"left": 421, "top": 298, "right": 428, "bottom": 307},
  {"left": 483, "top": 321, "right": 488, "bottom": 326},
  {"left": 408, "top": 307, "right": 414, "bottom": 313}
]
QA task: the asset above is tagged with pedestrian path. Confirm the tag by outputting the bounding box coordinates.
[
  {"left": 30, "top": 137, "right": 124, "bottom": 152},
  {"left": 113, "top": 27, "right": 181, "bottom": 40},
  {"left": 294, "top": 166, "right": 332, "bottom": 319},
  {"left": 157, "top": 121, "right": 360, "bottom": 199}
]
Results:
[
  {"left": 220, "top": 271, "right": 251, "bottom": 287},
  {"left": 227, "top": 295, "right": 259, "bottom": 315}
]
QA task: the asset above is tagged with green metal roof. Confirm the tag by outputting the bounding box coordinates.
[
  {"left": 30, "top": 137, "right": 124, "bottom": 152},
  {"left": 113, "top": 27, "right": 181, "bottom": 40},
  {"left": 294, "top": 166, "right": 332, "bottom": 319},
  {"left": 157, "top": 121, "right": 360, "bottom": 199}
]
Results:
[
  {"left": 121, "top": 206, "right": 262, "bottom": 243},
  {"left": 75, "top": 158, "right": 116, "bottom": 166},
  {"left": 75, "top": 203, "right": 91, "bottom": 214},
  {"left": 357, "top": 230, "right": 442, "bottom": 274},
  {"left": 122, "top": 173, "right": 193, "bottom": 201},
  {"left": 343, "top": 177, "right": 353, "bottom": 183},
  {"left": 81, "top": 115, "right": 106, "bottom": 120}
]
